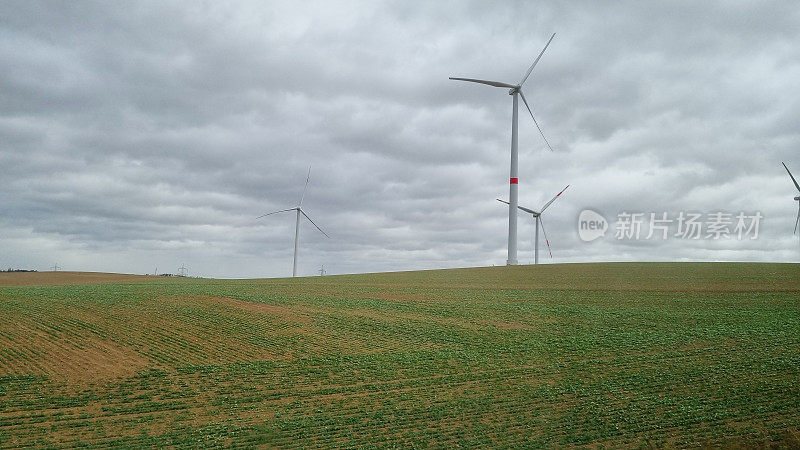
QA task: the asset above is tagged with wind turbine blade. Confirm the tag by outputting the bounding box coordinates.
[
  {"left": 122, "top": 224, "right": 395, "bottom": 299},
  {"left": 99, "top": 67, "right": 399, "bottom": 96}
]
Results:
[
  {"left": 300, "top": 209, "right": 330, "bottom": 238},
  {"left": 539, "top": 185, "right": 570, "bottom": 213},
  {"left": 519, "top": 32, "right": 556, "bottom": 86},
  {"left": 497, "top": 198, "right": 536, "bottom": 215},
  {"left": 539, "top": 216, "right": 553, "bottom": 259},
  {"left": 449, "top": 77, "right": 517, "bottom": 89},
  {"left": 519, "top": 90, "right": 554, "bottom": 152},
  {"left": 299, "top": 165, "right": 312, "bottom": 206},
  {"left": 795, "top": 205, "right": 799, "bottom": 235},
  {"left": 783, "top": 162, "right": 800, "bottom": 192},
  {"left": 257, "top": 208, "right": 295, "bottom": 219}
]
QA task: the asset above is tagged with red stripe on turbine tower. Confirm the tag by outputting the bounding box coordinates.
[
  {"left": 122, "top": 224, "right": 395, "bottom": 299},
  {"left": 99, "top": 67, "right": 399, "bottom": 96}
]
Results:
[{"left": 510, "top": 177, "right": 519, "bottom": 184}]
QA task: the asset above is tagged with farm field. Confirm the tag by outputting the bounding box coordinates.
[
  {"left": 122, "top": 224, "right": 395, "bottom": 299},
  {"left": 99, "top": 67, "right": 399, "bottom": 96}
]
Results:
[{"left": 0, "top": 263, "right": 798, "bottom": 447}]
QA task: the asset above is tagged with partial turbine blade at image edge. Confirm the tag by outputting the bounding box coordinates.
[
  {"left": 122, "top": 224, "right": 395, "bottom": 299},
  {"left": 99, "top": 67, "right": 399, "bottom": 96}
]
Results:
[
  {"left": 300, "top": 209, "right": 330, "bottom": 238},
  {"left": 256, "top": 208, "right": 295, "bottom": 219},
  {"left": 539, "top": 185, "right": 570, "bottom": 213},
  {"left": 783, "top": 162, "right": 800, "bottom": 192},
  {"left": 795, "top": 206, "right": 799, "bottom": 235},
  {"left": 519, "top": 90, "right": 554, "bottom": 152},
  {"left": 449, "top": 77, "right": 516, "bottom": 89},
  {"left": 519, "top": 32, "right": 556, "bottom": 87}
]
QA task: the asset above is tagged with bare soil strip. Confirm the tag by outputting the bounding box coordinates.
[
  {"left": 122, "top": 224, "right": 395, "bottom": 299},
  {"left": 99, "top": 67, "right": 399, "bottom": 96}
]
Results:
[{"left": 0, "top": 271, "right": 161, "bottom": 287}]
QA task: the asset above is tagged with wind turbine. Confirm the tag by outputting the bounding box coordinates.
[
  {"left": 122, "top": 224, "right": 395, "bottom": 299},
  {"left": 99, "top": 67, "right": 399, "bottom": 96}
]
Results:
[
  {"left": 783, "top": 162, "right": 800, "bottom": 238},
  {"left": 450, "top": 33, "right": 556, "bottom": 265},
  {"left": 258, "top": 166, "right": 330, "bottom": 277},
  {"left": 497, "top": 184, "right": 569, "bottom": 265}
]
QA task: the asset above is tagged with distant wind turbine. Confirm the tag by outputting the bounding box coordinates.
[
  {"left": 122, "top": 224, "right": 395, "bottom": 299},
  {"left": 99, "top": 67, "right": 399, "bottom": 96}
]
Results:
[
  {"left": 782, "top": 162, "right": 800, "bottom": 237},
  {"left": 258, "top": 166, "right": 329, "bottom": 277},
  {"left": 497, "top": 184, "right": 569, "bottom": 264},
  {"left": 450, "top": 33, "right": 557, "bottom": 265}
]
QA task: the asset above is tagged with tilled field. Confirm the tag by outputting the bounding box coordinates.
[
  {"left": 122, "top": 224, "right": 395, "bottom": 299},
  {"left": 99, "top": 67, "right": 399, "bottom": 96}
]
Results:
[{"left": 0, "top": 263, "right": 798, "bottom": 447}]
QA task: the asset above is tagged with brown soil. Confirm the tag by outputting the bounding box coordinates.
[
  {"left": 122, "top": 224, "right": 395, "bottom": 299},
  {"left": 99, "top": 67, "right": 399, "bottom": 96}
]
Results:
[
  {"left": 490, "top": 321, "right": 532, "bottom": 330},
  {"left": 200, "top": 296, "right": 312, "bottom": 323},
  {"left": 0, "top": 319, "right": 151, "bottom": 383},
  {"left": 0, "top": 271, "right": 160, "bottom": 287}
]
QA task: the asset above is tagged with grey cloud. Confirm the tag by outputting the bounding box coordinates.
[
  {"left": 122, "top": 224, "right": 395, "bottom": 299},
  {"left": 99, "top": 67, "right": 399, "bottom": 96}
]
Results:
[{"left": 1, "top": 0, "right": 799, "bottom": 278}]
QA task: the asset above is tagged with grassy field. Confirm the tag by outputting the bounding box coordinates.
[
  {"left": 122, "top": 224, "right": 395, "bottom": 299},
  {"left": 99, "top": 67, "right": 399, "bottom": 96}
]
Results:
[{"left": 0, "top": 263, "right": 798, "bottom": 447}]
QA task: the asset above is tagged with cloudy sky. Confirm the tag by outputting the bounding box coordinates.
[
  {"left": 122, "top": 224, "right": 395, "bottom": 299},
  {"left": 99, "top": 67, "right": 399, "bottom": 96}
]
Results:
[{"left": 2, "top": 1, "right": 799, "bottom": 278}]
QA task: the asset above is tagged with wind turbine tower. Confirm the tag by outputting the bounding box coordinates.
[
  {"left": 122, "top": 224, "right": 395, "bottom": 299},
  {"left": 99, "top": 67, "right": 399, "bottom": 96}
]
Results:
[
  {"left": 450, "top": 33, "right": 557, "bottom": 265},
  {"left": 258, "top": 166, "right": 330, "bottom": 277},
  {"left": 498, "top": 184, "right": 569, "bottom": 264}
]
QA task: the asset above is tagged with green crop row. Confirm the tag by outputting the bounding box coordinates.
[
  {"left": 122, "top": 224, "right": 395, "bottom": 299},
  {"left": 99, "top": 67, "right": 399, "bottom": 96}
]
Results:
[{"left": 0, "top": 263, "right": 797, "bottom": 447}]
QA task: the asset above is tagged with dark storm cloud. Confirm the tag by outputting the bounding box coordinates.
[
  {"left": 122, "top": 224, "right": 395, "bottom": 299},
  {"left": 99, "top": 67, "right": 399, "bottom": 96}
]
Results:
[{"left": 1, "top": 1, "right": 799, "bottom": 277}]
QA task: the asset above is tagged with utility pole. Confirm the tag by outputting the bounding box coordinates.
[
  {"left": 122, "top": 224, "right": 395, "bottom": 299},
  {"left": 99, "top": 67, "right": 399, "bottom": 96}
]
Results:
[
  {"left": 178, "top": 264, "right": 188, "bottom": 277},
  {"left": 318, "top": 265, "right": 326, "bottom": 276},
  {"left": 51, "top": 263, "right": 61, "bottom": 271}
]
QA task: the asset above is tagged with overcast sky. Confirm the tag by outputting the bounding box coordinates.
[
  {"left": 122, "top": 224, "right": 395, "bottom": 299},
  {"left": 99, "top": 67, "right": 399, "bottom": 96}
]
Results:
[{"left": 2, "top": 1, "right": 799, "bottom": 278}]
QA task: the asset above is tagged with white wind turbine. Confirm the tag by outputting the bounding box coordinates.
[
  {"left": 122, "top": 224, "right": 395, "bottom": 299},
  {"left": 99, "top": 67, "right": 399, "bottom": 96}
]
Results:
[
  {"left": 450, "top": 33, "right": 556, "bottom": 266},
  {"left": 783, "top": 162, "right": 800, "bottom": 240},
  {"left": 497, "top": 184, "right": 569, "bottom": 265},
  {"left": 258, "top": 166, "right": 329, "bottom": 277}
]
